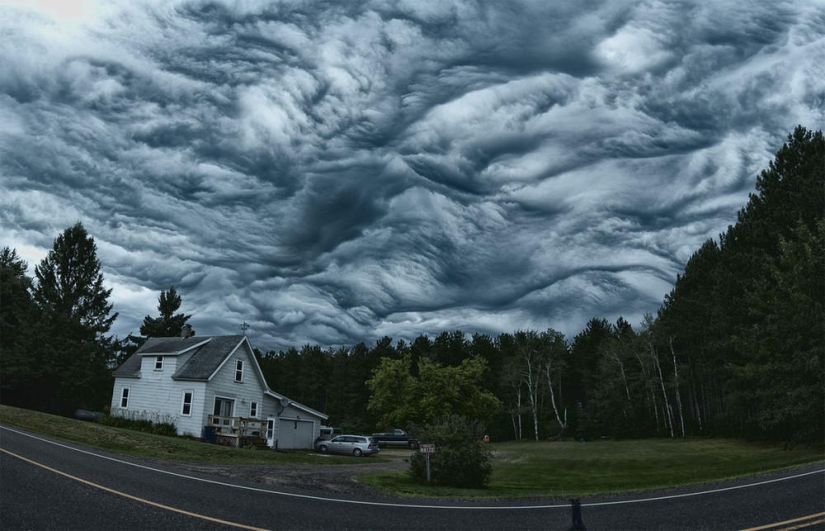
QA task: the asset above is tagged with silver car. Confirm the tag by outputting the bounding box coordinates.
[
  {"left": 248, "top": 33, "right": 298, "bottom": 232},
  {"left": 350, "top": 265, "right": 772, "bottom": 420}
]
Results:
[{"left": 314, "top": 435, "right": 380, "bottom": 457}]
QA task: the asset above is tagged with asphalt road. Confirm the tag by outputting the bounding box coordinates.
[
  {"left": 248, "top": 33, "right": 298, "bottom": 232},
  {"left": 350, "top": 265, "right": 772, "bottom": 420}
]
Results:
[{"left": 1, "top": 425, "right": 822, "bottom": 531}]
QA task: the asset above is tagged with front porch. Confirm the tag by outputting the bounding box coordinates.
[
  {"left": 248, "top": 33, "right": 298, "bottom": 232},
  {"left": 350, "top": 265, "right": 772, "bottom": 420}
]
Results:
[{"left": 206, "top": 415, "right": 268, "bottom": 449}]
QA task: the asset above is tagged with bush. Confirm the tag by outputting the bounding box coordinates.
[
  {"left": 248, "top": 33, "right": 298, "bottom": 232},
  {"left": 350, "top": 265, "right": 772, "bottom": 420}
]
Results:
[
  {"left": 408, "top": 416, "right": 493, "bottom": 489},
  {"left": 98, "top": 415, "right": 177, "bottom": 437}
]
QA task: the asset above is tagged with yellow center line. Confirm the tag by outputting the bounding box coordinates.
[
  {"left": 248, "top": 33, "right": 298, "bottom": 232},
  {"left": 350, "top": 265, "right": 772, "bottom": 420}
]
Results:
[
  {"left": 739, "top": 512, "right": 825, "bottom": 531},
  {"left": 0, "top": 447, "right": 270, "bottom": 531},
  {"left": 777, "top": 518, "right": 825, "bottom": 531}
]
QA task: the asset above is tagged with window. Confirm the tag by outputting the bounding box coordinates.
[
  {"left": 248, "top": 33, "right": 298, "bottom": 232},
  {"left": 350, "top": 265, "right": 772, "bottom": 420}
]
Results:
[
  {"left": 214, "top": 397, "right": 233, "bottom": 419},
  {"left": 155, "top": 356, "right": 163, "bottom": 370},
  {"left": 249, "top": 401, "right": 258, "bottom": 418},
  {"left": 120, "top": 387, "right": 129, "bottom": 408},
  {"left": 181, "top": 391, "right": 193, "bottom": 416},
  {"left": 234, "top": 359, "right": 244, "bottom": 382}
]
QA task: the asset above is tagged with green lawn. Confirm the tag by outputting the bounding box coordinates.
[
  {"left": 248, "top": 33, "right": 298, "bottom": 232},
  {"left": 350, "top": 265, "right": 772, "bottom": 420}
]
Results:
[
  {"left": 2, "top": 405, "right": 821, "bottom": 498},
  {"left": 361, "top": 438, "right": 824, "bottom": 498},
  {"left": 0, "top": 405, "right": 374, "bottom": 465}
]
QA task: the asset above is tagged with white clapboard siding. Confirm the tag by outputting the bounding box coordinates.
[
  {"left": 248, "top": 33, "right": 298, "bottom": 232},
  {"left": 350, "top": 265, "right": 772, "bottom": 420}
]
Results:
[
  {"left": 204, "top": 345, "right": 267, "bottom": 419},
  {"left": 111, "top": 335, "right": 328, "bottom": 443}
]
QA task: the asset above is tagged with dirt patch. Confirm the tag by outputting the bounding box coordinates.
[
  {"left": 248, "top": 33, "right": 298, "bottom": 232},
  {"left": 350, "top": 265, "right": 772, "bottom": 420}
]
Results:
[{"left": 153, "top": 452, "right": 410, "bottom": 496}]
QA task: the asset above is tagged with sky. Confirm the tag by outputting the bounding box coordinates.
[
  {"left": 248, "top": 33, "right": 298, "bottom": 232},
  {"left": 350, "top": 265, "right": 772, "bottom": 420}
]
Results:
[{"left": 1, "top": 0, "right": 823, "bottom": 353}]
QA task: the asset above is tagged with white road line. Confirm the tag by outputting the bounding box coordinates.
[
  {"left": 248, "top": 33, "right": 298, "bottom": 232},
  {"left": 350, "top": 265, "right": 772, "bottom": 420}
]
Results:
[{"left": 1, "top": 425, "right": 822, "bottom": 511}]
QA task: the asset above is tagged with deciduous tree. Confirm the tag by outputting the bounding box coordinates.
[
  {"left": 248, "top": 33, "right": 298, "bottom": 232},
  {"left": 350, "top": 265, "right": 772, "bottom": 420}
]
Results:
[{"left": 367, "top": 354, "right": 501, "bottom": 428}]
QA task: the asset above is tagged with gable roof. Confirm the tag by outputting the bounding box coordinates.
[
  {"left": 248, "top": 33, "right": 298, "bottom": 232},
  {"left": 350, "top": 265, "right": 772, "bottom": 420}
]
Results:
[
  {"left": 264, "top": 389, "right": 327, "bottom": 420},
  {"left": 176, "top": 335, "right": 252, "bottom": 381},
  {"left": 112, "top": 335, "right": 248, "bottom": 381},
  {"left": 137, "top": 337, "right": 212, "bottom": 356}
]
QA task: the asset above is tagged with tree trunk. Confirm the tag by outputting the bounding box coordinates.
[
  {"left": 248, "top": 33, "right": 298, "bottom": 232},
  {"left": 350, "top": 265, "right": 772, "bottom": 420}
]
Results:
[
  {"left": 610, "top": 348, "right": 631, "bottom": 402},
  {"left": 526, "top": 374, "right": 540, "bottom": 441},
  {"left": 650, "top": 342, "right": 674, "bottom": 438},
  {"left": 670, "top": 338, "right": 686, "bottom": 437},
  {"left": 544, "top": 360, "right": 567, "bottom": 433},
  {"left": 520, "top": 346, "right": 542, "bottom": 442},
  {"left": 636, "top": 350, "right": 659, "bottom": 433},
  {"left": 651, "top": 386, "right": 660, "bottom": 432},
  {"left": 511, "top": 383, "right": 523, "bottom": 440},
  {"left": 691, "top": 380, "right": 703, "bottom": 433}
]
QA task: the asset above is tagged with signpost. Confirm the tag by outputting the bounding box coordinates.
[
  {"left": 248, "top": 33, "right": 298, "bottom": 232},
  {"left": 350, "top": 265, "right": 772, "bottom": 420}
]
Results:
[{"left": 419, "top": 444, "right": 435, "bottom": 482}]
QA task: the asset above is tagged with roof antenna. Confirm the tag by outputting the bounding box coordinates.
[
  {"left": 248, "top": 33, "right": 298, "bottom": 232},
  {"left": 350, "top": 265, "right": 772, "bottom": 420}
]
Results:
[{"left": 241, "top": 322, "right": 249, "bottom": 336}]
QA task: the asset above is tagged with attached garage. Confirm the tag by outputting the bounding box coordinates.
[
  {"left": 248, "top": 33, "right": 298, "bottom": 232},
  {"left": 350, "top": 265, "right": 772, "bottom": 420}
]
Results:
[
  {"left": 264, "top": 392, "right": 325, "bottom": 450},
  {"left": 276, "top": 418, "right": 315, "bottom": 450}
]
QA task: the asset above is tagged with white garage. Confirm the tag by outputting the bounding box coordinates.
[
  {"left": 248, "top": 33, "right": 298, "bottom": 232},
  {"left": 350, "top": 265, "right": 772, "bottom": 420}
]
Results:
[
  {"left": 276, "top": 418, "right": 315, "bottom": 450},
  {"left": 264, "top": 393, "right": 325, "bottom": 450}
]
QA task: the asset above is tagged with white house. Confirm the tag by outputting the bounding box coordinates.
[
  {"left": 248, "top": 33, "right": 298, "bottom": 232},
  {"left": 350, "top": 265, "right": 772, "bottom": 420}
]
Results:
[{"left": 109, "top": 329, "right": 327, "bottom": 450}]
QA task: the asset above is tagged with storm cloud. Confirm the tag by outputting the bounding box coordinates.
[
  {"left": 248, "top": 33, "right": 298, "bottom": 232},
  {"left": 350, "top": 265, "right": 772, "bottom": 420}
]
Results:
[{"left": 2, "top": 0, "right": 823, "bottom": 350}]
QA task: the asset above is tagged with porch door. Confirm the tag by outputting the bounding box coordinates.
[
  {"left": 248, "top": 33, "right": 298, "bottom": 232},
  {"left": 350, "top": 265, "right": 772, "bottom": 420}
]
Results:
[
  {"left": 266, "top": 418, "right": 276, "bottom": 448},
  {"left": 213, "top": 397, "right": 234, "bottom": 426}
]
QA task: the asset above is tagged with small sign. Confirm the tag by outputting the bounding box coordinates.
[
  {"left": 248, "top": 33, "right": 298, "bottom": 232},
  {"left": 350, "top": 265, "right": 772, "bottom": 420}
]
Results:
[{"left": 419, "top": 443, "right": 435, "bottom": 454}]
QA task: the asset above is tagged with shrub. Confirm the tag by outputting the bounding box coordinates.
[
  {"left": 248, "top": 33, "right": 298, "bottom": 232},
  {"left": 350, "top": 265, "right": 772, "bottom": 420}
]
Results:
[
  {"left": 98, "top": 415, "right": 177, "bottom": 437},
  {"left": 408, "top": 416, "right": 493, "bottom": 489}
]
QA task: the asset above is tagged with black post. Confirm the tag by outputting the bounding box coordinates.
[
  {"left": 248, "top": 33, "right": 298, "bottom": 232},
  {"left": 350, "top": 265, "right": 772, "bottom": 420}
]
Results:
[{"left": 567, "top": 498, "right": 587, "bottom": 531}]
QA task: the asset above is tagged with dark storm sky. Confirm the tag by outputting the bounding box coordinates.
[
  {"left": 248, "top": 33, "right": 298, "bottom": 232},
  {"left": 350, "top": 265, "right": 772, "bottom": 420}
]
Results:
[{"left": 1, "top": 0, "right": 823, "bottom": 351}]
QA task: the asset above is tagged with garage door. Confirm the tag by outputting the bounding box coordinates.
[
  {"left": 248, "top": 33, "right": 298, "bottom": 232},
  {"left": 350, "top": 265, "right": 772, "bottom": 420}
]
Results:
[{"left": 278, "top": 419, "right": 314, "bottom": 449}]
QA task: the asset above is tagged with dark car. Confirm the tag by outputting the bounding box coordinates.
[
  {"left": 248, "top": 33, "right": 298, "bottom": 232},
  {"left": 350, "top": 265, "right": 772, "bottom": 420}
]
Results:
[
  {"left": 371, "top": 429, "right": 419, "bottom": 449},
  {"left": 314, "top": 435, "right": 380, "bottom": 457}
]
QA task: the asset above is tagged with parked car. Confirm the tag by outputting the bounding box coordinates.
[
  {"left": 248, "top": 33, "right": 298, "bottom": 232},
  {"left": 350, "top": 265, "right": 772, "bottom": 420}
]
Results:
[
  {"left": 371, "top": 428, "right": 419, "bottom": 449},
  {"left": 314, "top": 435, "right": 380, "bottom": 457}
]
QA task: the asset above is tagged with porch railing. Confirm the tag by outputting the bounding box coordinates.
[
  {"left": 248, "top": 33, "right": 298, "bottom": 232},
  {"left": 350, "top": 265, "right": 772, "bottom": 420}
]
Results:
[{"left": 207, "top": 415, "right": 266, "bottom": 448}]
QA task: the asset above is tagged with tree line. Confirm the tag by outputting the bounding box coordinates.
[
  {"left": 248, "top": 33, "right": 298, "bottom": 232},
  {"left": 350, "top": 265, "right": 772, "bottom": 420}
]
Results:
[
  {"left": 257, "top": 126, "right": 824, "bottom": 445},
  {"left": 2, "top": 126, "right": 821, "bottom": 444}
]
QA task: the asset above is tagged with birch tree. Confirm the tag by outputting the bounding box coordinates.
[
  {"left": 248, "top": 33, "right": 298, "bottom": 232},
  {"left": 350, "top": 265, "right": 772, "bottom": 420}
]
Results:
[
  {"left": 541, "top": 329, "right": 569, "bottom": 434},
  {"left": 649, "top": 341, "right": 674, "bottom": 438},
  {"left": 514, "top": 331, "right": 543, "bottom": 441},
  {"left": 669, "top": 337, "right": 686, "bottom": 437},
  {"left": 501, "top": 356, "right": 524, "bottom": 440}
]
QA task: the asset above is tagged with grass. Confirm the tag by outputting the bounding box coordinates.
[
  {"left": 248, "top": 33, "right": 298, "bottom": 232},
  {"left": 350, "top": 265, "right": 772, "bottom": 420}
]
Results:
[
  {"left": 361, "top": 438, "right": 824, "bottom": 498},
  {"left": 0, "top": 405, "right": 382, "bottom": 465},
  {"left": 2, "top": 405, "right": 821, "bottom": 498}
]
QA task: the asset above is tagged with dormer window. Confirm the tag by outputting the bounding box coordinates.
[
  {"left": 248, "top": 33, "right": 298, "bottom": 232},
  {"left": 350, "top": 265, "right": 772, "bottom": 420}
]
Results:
[
  {"left": 155, "top": 356, "right": 163, "bottom": 370},
  {"left": 235, "top": 359, "right": 244, "bottom": 382}
]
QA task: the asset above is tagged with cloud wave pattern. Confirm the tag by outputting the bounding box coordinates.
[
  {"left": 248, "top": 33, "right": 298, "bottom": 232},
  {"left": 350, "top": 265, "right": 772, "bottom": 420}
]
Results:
[{"left": 1, "top": 0, "right": 823, "bottom": 350}]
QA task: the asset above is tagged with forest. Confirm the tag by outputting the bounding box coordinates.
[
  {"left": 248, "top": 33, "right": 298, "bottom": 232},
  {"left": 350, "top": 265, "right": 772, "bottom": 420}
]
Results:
[{"left": 1, "top": 126, "right": 822, "bottom": 445}]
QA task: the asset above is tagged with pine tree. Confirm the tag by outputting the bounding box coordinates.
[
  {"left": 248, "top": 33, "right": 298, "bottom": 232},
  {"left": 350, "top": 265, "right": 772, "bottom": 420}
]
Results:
[
  {"left": 0, "top": 248, "right": 38, "bottom": 407},
  {"left": 139, "top": 286, "right": 193, "bottom": 338},
  {"left": 30, "top": 223, "right": 118, "bottom": 414}
]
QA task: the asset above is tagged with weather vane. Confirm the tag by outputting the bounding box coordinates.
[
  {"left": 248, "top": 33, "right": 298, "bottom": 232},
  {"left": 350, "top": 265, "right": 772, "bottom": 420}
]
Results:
[{"left": 241, "top": 322, "right": 249, "bottom": 336}]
